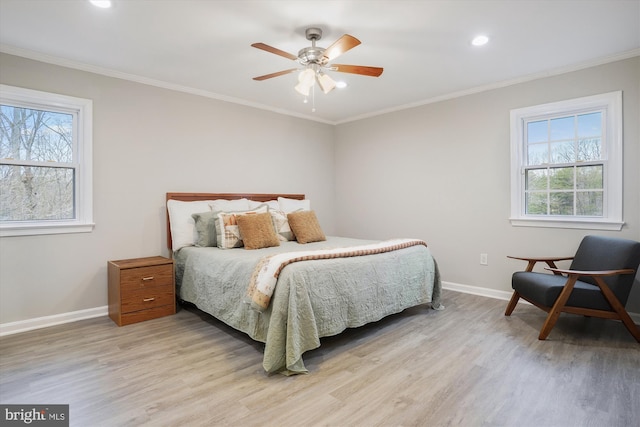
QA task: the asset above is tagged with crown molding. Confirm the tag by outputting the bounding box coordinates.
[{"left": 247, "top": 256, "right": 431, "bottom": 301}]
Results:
[{"left": 2, "top": 44, "right": 638, "bottom": 127}]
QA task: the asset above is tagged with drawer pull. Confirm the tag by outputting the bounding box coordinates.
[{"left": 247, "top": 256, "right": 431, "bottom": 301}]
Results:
[
  {"left": 143, "top": 297, "right": 156, "bottom": 302},
  {"left": 141, "top": 276, "right": 155, "bottom": 281}
]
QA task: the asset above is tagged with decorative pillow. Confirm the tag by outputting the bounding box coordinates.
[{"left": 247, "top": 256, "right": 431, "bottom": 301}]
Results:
[
  {"left": 248, "top": 199, "right": 279, "bottom": 210},
  {"left": 287, "top": 210, "right": 326, "bottom": 244},
  {"left": 236, "top": 212, "right": 280, "bottom": 250},
  {"left": 215, "top": 206, "right": 268, "bottom": 249},
  {"left": 192, "top": 211, "right": 218, "bottom": 247},
  {"left": 209, "top": 198, "right": 250, "bottom": 213},
  {"left": 167, "top": 199, "right": 214, "bottom": 250},
  {"left": 269, "top": 209, "right": 295, "bottom": 241},
  {"left": 278, "top": 196, "right": 311, "bottom": 213}
]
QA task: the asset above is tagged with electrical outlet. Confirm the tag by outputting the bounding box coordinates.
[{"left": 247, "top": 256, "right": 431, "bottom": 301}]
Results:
[{"left": 480, "top": 253, "right": 488, "bottom": 265}]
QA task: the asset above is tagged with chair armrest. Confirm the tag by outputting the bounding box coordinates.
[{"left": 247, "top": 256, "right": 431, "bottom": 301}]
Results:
[
  {"left": 507, "top": 256, "right": 574, "bottom": 262},
  {"left": 508, "top": 255, "right": 574, "bottom": 273},
  {"left": 545, "top": 267, "right": 636, "bottom": 277}
]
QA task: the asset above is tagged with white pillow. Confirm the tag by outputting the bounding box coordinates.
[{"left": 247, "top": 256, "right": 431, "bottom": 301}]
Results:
[
  {"left": 209, "top": 198, "right": 250, "bottom": 213},
  {"left": 167, "top": 199, "right": 214, "bottom": 250},
  {"left": 248, "top": 199, "right": 279, "bottom": 210},
  {"left": 278, "top": 197, "right": 310, "bottom": 213}
]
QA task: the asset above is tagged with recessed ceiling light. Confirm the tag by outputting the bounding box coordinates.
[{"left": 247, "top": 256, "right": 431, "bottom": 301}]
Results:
[
  {"left": 335, "top": 81, "right": 348, "bottom": 89},
  {"left": 471, "top": 35, "right": 489, "bottom": 46},
  {"left": 89, "top": 0, "right": 112, "bottom": 8}
]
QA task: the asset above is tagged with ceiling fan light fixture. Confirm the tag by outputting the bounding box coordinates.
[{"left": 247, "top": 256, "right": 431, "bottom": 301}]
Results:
[
  {"left": 294, "top": 82, "right": 311, "bottom": 96},
  {"left": 294, "top": 68, "right": 315, "bottom": 96},
  {"left": 298, "top": 68, "right": 315, "bottom": 84},
  {"left": 317, "top": 73, "right": 337, "bottom": 94}
]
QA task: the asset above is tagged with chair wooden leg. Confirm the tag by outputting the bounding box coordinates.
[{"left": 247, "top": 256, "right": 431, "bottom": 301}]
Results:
[
  {"left": 593, "top": 277, "right": 640, "bottom": 343},
  {"left": 617, "top": 312, "right": 640, "bottom": 343},
  {"left": 505, "top": 291, "right": 520, "bottom": 316},
  {"left": 538, "top": 275, "right": 578, "bottom": 340}
]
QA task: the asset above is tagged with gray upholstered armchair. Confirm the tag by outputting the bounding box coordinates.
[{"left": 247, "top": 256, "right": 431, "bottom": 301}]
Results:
[{"left": 505, "top": 235, "right": 640, "bottom": 342}]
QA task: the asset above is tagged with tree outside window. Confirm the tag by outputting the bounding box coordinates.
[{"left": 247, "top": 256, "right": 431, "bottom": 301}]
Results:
[
  {"left": 510, "top": 91, "right": 623, "bottom": 231},
  {"left": 0, "top": 85, "right": 93, "bottom": 236}
]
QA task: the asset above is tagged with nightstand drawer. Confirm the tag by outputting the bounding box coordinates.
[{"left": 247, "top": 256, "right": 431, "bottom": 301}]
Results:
[
  {"left": 119, "top": 305, "right": 176, "bottom": 326},
  {"left": 121, "top": 284, "right": 174, "bottom": 313},
  {"left": 120, "top": 264, "right": 173, "bottom": 291}
]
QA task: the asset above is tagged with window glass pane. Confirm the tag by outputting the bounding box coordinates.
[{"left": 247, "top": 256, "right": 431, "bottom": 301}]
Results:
[
  {"left": 549, "top": 140, "right": 575, "bottom": 164},
  {"left": 549, "top": 116, "right": 574, "bottom": 141},
  {"left": 577, "top": 137, "right": 601, "bottom": 161},
  {"left": 577, "top": 112, "right": 601, "bottom": 138},
  {"left": 0, "top": 105, "right": 73, "bottom": 163},
  {"left": 527, "top": 143, "right": 548, "bottom": 165},
  {"left": 577, "top": 191, "right": 603, "bottom": 216},
  {"left": 550, "top": 192, "right": 574, "bottom": 215},
  {"left": 511, "top": 91, "right": 621, "bottom": 228},
  {"left": 525, "top": 168, "right": 547, "bottom": 191},
  {"left": 549, "top": 167, "right": 574, "bottom": 190},
  {"left": 576, "top": 165, "right": 603, "bottom": 189},
  {"left": 0, "top": 165, "right": 74, "bottom": 221},
  {"left": 526, "top": 192, "right": 547, "bottom": 215},
  {"left": 527, "top": 120, "right": 548, "bottom": 143}
]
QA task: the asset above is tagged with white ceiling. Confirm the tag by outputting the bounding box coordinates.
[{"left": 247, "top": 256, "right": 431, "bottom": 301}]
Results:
[{"left": 1, "top": 0, "right": 639, "bottom": 124}]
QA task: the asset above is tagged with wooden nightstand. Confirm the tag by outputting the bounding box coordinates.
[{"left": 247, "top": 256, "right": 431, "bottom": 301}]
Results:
[{"left": 108, "top": 256, "right": 175, "bottom": 326}]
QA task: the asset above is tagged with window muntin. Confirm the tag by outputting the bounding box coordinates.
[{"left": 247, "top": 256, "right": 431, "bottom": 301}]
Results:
[
  {"left": 510, "top": 91, "right": 622, "bottom": 230},
  {"left": 523, "top": 111, "right": 605, "bottom": 218},
  {"left": 0, "top": 85, "right": 93, "bottom": 236}
]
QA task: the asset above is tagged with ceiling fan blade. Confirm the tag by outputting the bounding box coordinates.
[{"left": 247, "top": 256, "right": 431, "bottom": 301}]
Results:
[
  {"left": 253, "top": 69, "right": 298, "bottom": 81},
  {"left": 322, "top": 34, "right": 361, "bottom": 61},
  {"left": 251, "top": 43, "right": 298, "bottom": 61},
  {"left": 331, "top": 64, "right": 384, "bottom": 77}
]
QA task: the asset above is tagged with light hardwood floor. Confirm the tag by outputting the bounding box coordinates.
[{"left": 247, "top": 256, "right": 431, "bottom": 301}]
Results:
[{"left": 1, "top": 290, "right": 638, "bottom": 427}]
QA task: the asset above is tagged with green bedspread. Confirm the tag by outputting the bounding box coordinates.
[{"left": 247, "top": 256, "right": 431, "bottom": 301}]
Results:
[{"left": 175, "top": 236, "right": 442, "bottom": 375}]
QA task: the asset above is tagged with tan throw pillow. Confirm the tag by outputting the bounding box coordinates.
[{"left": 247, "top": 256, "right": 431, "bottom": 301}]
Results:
[
  {"left": 236, "top": 212, "right": 281, "bottom": 250},
  {"left": 287, "top": 210, "right": 326, "bottom": 244},
  {"left": 214, "top": 206, "right": 268, "bottom": 249}
]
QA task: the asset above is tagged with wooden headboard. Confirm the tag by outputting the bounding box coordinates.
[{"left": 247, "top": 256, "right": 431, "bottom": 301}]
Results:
[{"left": 166, "top": 192, "right": 305, "bottom": 250}]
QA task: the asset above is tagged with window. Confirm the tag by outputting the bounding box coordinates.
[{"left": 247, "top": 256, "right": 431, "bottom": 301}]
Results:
[
  {"left": 510, "top": 91, "right": 623, "bottom": 230},
  {"left": 0, "top": 85, "right": 93, "bottom": 236}
]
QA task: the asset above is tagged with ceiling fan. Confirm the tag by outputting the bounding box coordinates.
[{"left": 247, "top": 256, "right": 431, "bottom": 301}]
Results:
[{"left": 251, "top": 27, "right": 383, "bottom": 96}]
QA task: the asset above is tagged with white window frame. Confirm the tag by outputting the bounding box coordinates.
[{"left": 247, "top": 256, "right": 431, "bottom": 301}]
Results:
[
  {"left": 0, "top": 84, "right": 94, "bottom": 237},
  {"left": 510, "top": 91, "right": 623, "bottom": 230}
]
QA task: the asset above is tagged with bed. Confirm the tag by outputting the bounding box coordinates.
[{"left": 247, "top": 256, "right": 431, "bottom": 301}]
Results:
[{"left": 167, "top": 192, "right": 442, "bottom": 375}]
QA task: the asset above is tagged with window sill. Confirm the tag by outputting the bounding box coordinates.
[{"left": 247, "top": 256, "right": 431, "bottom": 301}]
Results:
[
  {"left": 0, "top": 222, "right": 95, "bottom": 237},
  {"left": 510, "top": 217, "right": 624, "bottom": 231}
]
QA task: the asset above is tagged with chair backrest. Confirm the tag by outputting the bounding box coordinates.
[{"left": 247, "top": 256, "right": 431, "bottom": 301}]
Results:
[{"left": 570, "top": 235, "right": 640, "bottom": 305}]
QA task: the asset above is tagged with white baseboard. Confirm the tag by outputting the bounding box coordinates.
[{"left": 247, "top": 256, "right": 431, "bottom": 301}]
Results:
[
  {"left": 0, "top": 282, "right": 637, "bottom": 336},
  {"left": 442, "top": 281, "right": 515, "bottom": 301},
  {"left": 0, "top": 306, "right": 108, "bottom": 337},
  {"left": 441, "top": 281, "right": 640, "bottom": 325}
]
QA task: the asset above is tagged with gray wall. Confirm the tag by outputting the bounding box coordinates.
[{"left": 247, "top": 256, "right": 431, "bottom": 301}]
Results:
[
  {"left": 1, "top": 53, "right": 639, "bottom": 327},
  {"left": 0, "top": 53, "right": 336, "bottom": 324},
  {"left": 334, "top": 56, "right": 640, "bottom": 312}
]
